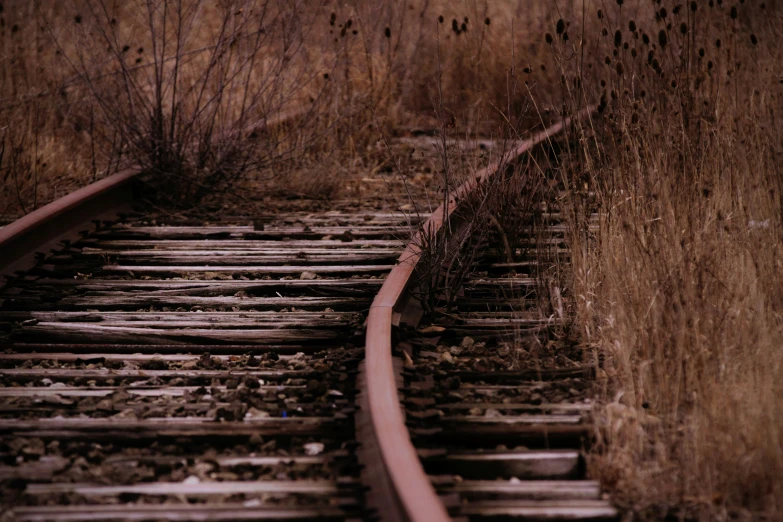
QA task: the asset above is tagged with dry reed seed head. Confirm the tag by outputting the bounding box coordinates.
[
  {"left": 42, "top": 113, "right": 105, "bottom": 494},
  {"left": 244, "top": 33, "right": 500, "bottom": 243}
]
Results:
[
  {"left": 629, "top": 20, "right": 637, "bottom": 32},
  {"left": 384, "top": 27, "right": 390, "bottom": 38},
  {"left": 122, "top": 45, "right": 130, "bottom": 53},
  {"left": 657, "top": 7, "right": 667, "bottom": 20},
  {"left": 631, "top": 48, "right": 637, "bottom": 57},
  {"left": 730, "top": 6, "right": 738, "bottom": 19},
  {"left": 699, "top": 47, "right": 705, "bottom": 57},
  {"left": 614, "top": 30, "right": 622, "bottom": 47},
  {"left": 602, "top": 28, "right": 609, "bottom": 36},
  {"left": 642, "top": 33, "right": 650, "bottom": 44},
  {"left": 461, "top": 22, "right": 467, "bottom": 32},
  {"left": 716, "top": 38, "right": 722, "bottom": 48},
  {"left": 484, "top": 17, "right": 490, "bottom": 25},
  {"left": 557, "top": 18, "right": 565, "bottom": 35},
  {"left": 658, "top": 30, "right": 668, "bottom": 48},
  {"left": 74, "top": 14, "right": 82, "bottom": 24},
  {"left": 680, "top": 23, "right": 688, "bottom": 34},
  {"left": 329, "top": 13, "right": 335, "bottom": 26},
  {"left": 545, "top": 33, "right": 554, "bottom": 44},
  {"left": 691, "top": 1, "right": 698, "bottom": 10},
  {"left": 438, "top": 15, "right": 444, "bottom": 23},
  {"left": 597, "top": 9, "right": 603, "bottom": 19},
  {"left": 616, "top": 62, "right": 624, "bottom": 75},
  {"left": 750, "top": 33, "right": 757, "bottom": 45}
]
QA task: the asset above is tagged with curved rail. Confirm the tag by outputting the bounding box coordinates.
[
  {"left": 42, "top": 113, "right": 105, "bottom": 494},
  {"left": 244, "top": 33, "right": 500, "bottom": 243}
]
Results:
[
  {"left": 0, "top": 168, "right": 143, "bottom": 285},
  {"left": 0, "top": 109, "right": 306, "bottom": 288},
  {"left": 362, "top": 108, "right": 594, "bottom": 521}
]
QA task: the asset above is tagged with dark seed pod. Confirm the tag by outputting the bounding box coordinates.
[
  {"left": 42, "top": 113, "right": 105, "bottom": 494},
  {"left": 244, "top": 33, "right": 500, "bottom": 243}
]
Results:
[
  {"left": 614, "top": 30, "right": 622, "bottom": 47},
  {"left": 658, "top": 29, "right": 667, "bottom": 48},
  {"left": 556, "top": 18, "right": 565, "bottom": 34},
  {"left": 629, "top": 20, "right": 636, "bottom": 32},
  {"left": 384, "top": 27, "right": 390, "bottom": 38},
  {"left": 730, "top": 6, "right": 738, "bottom": 18},
  {"left": 680, "top": 23, "right": 688, "bottom": 34},
  {"left": 750, "top": 33, "right": 757, "bottom": 45},
  {"left": 545, "top": 33, "right": 553, "bottom": 44}
]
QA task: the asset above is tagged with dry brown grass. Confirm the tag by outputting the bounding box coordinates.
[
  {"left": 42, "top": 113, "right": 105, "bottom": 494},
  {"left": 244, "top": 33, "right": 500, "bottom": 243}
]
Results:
[
  {"left": 2, "top": 1, "right": 782, "bottom": 518},
  {"left": 543, "top": 1, "right": 783, "bottom": 519}
]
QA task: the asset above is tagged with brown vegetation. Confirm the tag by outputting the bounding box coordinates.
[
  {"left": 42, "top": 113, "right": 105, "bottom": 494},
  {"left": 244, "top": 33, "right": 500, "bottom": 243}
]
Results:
[{"left": 2, "top": 0, "right": 781, "bottom": 519}]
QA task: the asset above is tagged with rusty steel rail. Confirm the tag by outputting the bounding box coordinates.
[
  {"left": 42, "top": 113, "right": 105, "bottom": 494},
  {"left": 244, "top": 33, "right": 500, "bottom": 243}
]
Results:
[
  {"left": 0, "top": 110, "right": 304, "bottom": 288},
  {"left": 361, "top": 107, "right": 594, "bottom": 522},
  {"left": 0, "top": 168, "right": 144, "bottom": 286}
]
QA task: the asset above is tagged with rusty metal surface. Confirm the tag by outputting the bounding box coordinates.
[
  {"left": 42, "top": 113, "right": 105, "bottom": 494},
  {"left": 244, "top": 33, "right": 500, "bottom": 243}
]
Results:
[
  {"left": 361, "top": 108, "right": 595, "bottom": 522},
  {"left": 0, "top": 168, "right": 143, "bottom": 285}
]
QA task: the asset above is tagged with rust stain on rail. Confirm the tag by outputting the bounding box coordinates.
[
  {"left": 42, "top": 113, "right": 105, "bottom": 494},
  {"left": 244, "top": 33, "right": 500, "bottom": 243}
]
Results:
[{"left": 363, "top": 108, "right": 594, "bottom": 522}]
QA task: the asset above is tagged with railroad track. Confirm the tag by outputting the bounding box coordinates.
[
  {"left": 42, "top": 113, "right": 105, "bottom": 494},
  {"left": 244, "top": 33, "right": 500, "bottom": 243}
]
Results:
[{"left": 0, "top": 110, "right": 616, "bottom": 521}]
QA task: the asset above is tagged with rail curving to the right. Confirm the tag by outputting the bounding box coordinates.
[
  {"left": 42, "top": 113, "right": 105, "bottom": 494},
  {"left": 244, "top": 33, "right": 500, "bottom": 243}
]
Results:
[{"left": 361, "top": 108, "right": 595, "bottom": 522}]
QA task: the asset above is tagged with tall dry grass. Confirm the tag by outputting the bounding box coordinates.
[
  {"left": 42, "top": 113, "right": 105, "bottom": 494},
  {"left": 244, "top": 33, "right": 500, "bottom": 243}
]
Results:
[{"left": 542, "top": 1, "right": 783, "bottom": 518}]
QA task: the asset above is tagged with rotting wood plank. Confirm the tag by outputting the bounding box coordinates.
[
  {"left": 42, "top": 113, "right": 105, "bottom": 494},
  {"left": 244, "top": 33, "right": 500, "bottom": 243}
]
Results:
[
  {"left": 12, "top": 323, "right": 343, "bottom": 344},
  {"left": 96, "top": 264, "right": 391, "bottom": 274},
  {"left": 457, "top": 499, "right": 617, "bottom": 520},
  {"left": 16, "top": 295, "right": 369, "bottom": 311},
  {"left": 1, "top": 310, "right": 357, "bottom": 325},
  {"left": 8, "top": 504, "right": 351, "bottom": 522},
  {"left": 25, "top": 479, "right": 351, "bottom": 496},
  {"left": 1, "top": 343, "right": 336, "bottom": 355},
  {"left": 51, "top": 252, "right": 399, "bottom": 266},
  {"left": 77, "top": 239, "right": 405, "bottom": 249},
  {"left": 419, "top": 449, "right": 582, "bottom": 480},
  {"left": 0, "top": 368, "right": 314, "bottom": 380},
  {"left": 0, "top": 417, "right": 338, "bottom": 439},
  {"left": 0, "top": 350, "right": 357, "bottom": 362},
  {"left": 0, "top": 385, "right": 306, "bottom": 398},
  {"left": 439, "top": 480, "right": 601, "bottom": 500}
]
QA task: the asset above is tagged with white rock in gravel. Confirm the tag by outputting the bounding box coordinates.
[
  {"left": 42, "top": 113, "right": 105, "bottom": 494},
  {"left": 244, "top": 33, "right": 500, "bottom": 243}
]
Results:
[
  {"left": 327, "top": 389, "right": 343, "bottom": 397},
  {"left": 183, "top": 475, "right": 201, "bottom": 485},
  {"left": 41, "top": 378, "right": 53, "bottom": 386},
  {"left": 484, "top": 409, "right": 502, "bottom": 418},
  {"left": 244, "top": 408, "right": 270, "bottom": 420},
  {"left": 440, "top": 352, "right": 454, "bottom": 363},
  {"left": 300, "top": 271, "right": 317, "bottom": 280},
  {"left": 243, "top": 499, "right": 262, "bottom": 507},
  {"left": 304, "top": 442, "right": 325, "bottom": 456}
]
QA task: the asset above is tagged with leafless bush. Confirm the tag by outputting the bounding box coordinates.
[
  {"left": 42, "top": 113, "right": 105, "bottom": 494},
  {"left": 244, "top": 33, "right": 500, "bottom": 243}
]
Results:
[{"left": 47, "top": 0, "right": 328, "bottom": 202}]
